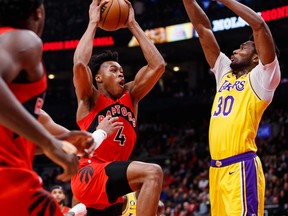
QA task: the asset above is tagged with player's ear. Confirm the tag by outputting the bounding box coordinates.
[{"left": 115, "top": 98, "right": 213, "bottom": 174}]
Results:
[
  {"left": 252, "top": 54, "right": 259, "bottom": 65},
  {"left": 95, "top": 74, "right": 103, "bottom": 83},
  {"left": 33, "top": 4, "right": 44, "bottom": 21}
]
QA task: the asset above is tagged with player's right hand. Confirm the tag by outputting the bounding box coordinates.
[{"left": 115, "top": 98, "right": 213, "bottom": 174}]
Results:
[
  {"left": 42, "top": 139, "right": 79, "bottom": 182},
  {"left": 89, "top": 0, "right": 109, "bottom": 24}
]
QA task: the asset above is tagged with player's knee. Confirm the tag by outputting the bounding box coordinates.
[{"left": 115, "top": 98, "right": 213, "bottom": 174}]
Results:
[{"left": 144, "top": 163, "right": 163, "bottom": 187}]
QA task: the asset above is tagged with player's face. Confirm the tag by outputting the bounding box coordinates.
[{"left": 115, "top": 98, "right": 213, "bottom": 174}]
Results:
[
  {"left": 98, "top": 61, "right": 125, "bottom": 99},
  {"left": 51, "top": 189, "right": 66, "bottom": 203},
  {"left": 230, "top": 41, "right": 257, "bottom": 71}
]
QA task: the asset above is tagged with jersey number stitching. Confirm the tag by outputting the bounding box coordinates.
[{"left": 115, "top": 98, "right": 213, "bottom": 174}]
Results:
[
  {"left": 213, "top": 96, "right": 235, "bottom": 117},
  {"left": 114, "top": 126, "right": 126, "bottom": 146}
]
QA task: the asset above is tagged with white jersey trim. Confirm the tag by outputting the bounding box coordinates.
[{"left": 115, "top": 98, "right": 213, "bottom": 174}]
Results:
[{"left": 211, "top": 52, "right": 281, "bottom": 103}]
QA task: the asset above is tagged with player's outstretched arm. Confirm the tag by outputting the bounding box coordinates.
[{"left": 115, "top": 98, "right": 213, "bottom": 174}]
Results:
[
  {"left": 73, "top": 0, "right": 109, "bottom": 104},
  {"left": 216, "top": 0, "right": 275, "bottom": 64},
  {"left": 38, "top": 109, "right": 70, "bottom": 135},
  {"left": 182, "top": 0, "right": 220, "bottom": 68},
  {"left": 123, "top": 0, "right": 165, "bottom": 104},
  {"left": 39, "top": 109, "right": 95, "bottom": 157}
]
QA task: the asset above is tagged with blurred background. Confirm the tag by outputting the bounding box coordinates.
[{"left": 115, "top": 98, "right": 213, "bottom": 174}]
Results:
[{"left": 34, "top": 0, "right": 288, "bottom": 215}]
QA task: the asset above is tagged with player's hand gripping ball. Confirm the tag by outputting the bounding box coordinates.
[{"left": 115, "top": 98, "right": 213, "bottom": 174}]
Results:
[{"left": 99, "top": 0, "right": 129, "bottom": 31}]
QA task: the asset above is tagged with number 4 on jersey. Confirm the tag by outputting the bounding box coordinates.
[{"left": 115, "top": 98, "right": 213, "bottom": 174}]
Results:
[{"left": 114, "top": 126, "right": 126, "bottom": 146}]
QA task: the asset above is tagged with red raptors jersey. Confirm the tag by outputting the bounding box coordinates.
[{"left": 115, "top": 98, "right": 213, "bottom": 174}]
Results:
[
  {"left": 0, "top": 27, "right": 47, "bottom": 169},
  {"left": 77, "top": 91, "right": 137, "bottom": 165}
]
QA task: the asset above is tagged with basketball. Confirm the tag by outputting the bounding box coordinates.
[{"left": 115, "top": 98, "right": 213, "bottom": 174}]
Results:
[{"left": 99, "top": 0, "right": 129, "bottom": 31}]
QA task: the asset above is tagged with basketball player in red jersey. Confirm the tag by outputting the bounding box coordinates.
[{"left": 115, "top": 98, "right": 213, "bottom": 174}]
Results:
[
  {"left": 71, "top": 0, "right": 166, "bottom": 216},
  {"left": 0, "top": 0, "right": 95, "bottom": 215}
]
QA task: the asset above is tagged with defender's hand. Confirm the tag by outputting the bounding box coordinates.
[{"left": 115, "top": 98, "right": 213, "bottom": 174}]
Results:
[
  {"left": 42, "top": 139, "right": 79, "bottom": 182},
  {"left": 56, "top": 131, "right": 94, "bottom": 158}
]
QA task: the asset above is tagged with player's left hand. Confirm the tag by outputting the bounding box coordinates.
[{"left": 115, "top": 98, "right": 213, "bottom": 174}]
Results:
[{"left": 56, "top": 131, "right": 94, "bottom": 158}]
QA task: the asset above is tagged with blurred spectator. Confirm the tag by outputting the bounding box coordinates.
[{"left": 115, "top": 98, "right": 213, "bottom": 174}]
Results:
[{"left": 50, "top": 185, "right": 71, "bottom": 215}]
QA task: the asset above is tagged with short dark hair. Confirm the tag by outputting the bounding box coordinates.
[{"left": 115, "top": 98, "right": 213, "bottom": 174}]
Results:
[
  {"left": 50, "top": 185, "right": 65, "bottom": 193},
  {"left": 88, "top": 50, "right": 119, "bottom": 78},
  {"left": 0, "top": 0, "right": 44, "bottom": 26}
]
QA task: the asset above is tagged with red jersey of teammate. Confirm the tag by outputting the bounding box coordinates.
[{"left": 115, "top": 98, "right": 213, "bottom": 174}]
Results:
[
  {"left": 0, "top": 27, "right": 47, "bottom": 169},
  {"left": 0, "top": 27, "right": 62, "bottom": 216}
]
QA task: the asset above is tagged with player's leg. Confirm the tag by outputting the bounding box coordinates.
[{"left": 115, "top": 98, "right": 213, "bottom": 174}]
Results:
[
  {"left": 245, "top": 156, "right": 265, "bottom": 216},
  {"left": 210, "top": 156, "right": 264, "bottom": 216},
  {"left": 105, "top": 161, "right": 134, "bottom": 204},
  {"left": 211, "top": 162, "right": 248, "bottom": 216},
  {"left": 256, "top": 157, "right": 265, "bottom": 216},
  {"left": 209, "top": 166, "right": 226, "bottom": 215},
  {"left": 86, "top": 161, "right": 134, "bottom": 216},
  {"left": 126, "top": 161, "right": 163, "bottom": 216},
  {"left": 228, "top": 157, "right": 265, "bottom": 216}
]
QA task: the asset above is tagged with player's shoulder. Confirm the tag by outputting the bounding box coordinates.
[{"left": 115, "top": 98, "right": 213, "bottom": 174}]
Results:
[
  {"left": 124, "top": 81, "right": 134, "bottom": 92},
  {"left": 0, "top": 29, "right": 43, "bottom": 80},
  {"left": 2, "top": 29, "right": 42, "bottom": 53}
]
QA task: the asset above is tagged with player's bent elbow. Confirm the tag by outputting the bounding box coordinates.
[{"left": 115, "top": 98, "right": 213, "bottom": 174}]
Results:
[
  {"left": 252, "top": 20, "right": 268, "bottom": 32},
  {"left": 73, "top": 61, "right": 88, "bottom": 75},
  {"left": 73, "top": 61, "right": 86, "bottom": 70},
  {"left": 157, "top": 61, "right": 166, "bottom": 75}
]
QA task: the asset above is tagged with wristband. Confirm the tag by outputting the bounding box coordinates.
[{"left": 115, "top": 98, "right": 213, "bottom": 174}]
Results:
[
  {"left": 92, "top": 129, "right": 107, "bottom": 149},
  {"left": 68, "top": 203, "right": 86, "bottom": 215}
]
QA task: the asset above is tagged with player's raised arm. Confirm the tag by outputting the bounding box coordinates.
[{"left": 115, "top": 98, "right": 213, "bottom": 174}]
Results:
[
  {"left": 123, "top": 0, "right": 165, "bottom": 104},
  {"left": 217, "top": 0, "right": 276, "bottom": 64},
  {"left": 39, "top": 109, "right": 70, "bottom": 135},
  {"left": 73, "top": 0, "right": 109, "bottom": 104},
  {"left": 182, "top": 0, "right": 220, "bottom": 68}
]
